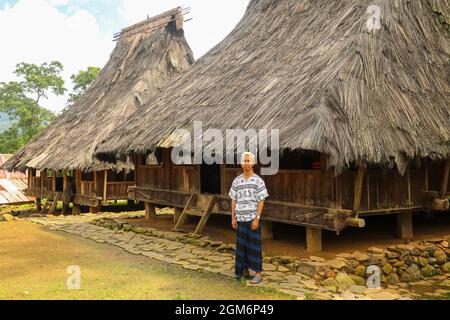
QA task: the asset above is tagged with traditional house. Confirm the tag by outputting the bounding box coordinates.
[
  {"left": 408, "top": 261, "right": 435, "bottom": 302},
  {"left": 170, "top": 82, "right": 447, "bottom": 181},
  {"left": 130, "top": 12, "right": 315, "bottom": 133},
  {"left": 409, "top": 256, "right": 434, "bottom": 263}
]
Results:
[
  {"left": 96, "top": 0, "right": 449, "bottom": 251},
  {"left": 2, "top": 8, "right": 194, "bottom": 214},
  {"left": 0, "top": 154, "right": 33, "bottom": 205}
]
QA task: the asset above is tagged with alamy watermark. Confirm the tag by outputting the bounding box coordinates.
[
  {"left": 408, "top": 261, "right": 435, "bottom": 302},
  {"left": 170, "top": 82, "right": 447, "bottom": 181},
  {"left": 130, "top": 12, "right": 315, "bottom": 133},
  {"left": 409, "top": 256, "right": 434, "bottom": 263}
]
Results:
[
  {"left": 170, "top": 121, "right": 280, "bottom": 176},
  {"left": 66, "top": 265, "right": 81, "bottom": 290},
  {"left": 367, "top": 5, "right": 382, "bottom": 32}
]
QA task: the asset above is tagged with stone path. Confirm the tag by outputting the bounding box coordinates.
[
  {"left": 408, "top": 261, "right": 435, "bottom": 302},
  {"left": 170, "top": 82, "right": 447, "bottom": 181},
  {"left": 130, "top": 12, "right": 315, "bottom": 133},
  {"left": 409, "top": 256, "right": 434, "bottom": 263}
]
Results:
[{"left": 21, "top": 212, "right": 450, "bottom": 300}]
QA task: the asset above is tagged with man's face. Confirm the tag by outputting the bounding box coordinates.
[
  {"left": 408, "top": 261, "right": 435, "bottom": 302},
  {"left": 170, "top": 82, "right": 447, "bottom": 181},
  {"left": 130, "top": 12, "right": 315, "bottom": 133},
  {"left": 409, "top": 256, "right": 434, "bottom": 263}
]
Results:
[{"left": 241, "top": 154, "right": 254, "bottom": 172}]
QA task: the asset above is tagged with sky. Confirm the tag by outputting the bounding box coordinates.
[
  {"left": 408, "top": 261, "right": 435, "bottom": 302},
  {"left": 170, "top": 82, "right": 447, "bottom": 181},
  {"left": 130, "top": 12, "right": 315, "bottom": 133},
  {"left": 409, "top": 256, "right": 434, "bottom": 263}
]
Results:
[{"left": 0, "top": 0, "right": 248, "bottom": 113}]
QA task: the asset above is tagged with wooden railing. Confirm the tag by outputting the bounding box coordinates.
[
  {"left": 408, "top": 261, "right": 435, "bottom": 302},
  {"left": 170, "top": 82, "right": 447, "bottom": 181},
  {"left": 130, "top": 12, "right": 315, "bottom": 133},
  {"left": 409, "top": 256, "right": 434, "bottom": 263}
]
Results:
[
  {"left": 80, "top": 181, "right": 95, "bottom": 196},
  {"left": 29, "top": 176, "right": 41, "bottom": 189},
  {"left": 105, "top": 181, "right": 134, "bottom": 200},
  {"left": 28, "top": 176, "right": 52, "bottom": 191}
]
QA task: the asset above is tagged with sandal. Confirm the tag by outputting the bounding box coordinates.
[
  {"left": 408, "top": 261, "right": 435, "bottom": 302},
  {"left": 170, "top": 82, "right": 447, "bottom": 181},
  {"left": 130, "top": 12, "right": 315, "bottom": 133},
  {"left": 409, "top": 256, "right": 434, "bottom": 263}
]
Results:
[{"left": 250, "top": 275, "right": 263, "bottom": 284}]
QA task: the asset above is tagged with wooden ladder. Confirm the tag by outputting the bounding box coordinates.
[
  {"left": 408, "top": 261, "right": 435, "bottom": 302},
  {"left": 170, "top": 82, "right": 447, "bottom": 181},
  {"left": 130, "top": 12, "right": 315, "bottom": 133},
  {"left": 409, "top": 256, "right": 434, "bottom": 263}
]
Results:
[
  {"left": 41, "top": 191, "right": 62, "bottom": 214},
  {"left": 174, "top": 194, "right": 217, "bottom": 235}
]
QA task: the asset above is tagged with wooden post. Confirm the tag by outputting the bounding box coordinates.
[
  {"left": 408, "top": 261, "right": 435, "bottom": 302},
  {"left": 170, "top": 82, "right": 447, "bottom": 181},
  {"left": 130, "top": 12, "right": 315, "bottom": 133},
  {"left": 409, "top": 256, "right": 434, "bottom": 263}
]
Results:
[
  {"left": 441, "top": 157, "right": 450, "bottom": 199},
  {"left": 40, "top": 170, "right": 44, "bottom": 198},
  {"left": 353, "top": 162, "right": 366, "bottom": 216},
  {"left": 36, "top": 198, "right": 42, "bottom": 211},
  {"left": 89, "top": 205, "right": 101, "bottom": 214},
  {"left": 72, "top": 204, "right": 81, "bottom": 216},
  {"left": 163, "top": 148, "right": 171, "bottom": 189},
  {"left": 103, "top": 169, "right": 108, "bottom": 201},
  {"left": 52, "top": 171, "right": 56, "bottom": 192},
  {"left": 93, "top": 171, "right": 98, "bottom": 195},
  {"left": 306, "top": 227, "right": 322, "bottom": 252},
  {"left": 174, "top": 207, "right": 183, "bottom": 223},
  {"left": 396, "top": 213, "right": 413, "bottom": 240},
  {"left": 27, "top": 168, "right": 32, "bottom": 189},
  {"left": 62, "top": 170, "right": 69, "bottom": 215},
  {"left": 145, "top": 202, "right": 157, "bottom": 220},
  {"left": 134, "top": 154, "right": 141, "bottom": 186},
  {"left": 261, "top": 220, "right": 273, "bottom": 240}
]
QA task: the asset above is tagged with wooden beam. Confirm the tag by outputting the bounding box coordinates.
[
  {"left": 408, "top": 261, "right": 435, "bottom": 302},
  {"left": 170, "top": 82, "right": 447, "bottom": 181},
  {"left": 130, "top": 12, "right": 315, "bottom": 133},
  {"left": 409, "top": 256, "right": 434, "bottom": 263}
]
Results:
[
  {"left": 353, "top": 162, "right": 366, "bottom": 215},
  {"left": 346, "top": 217, "right": 365, "bottom": 228},
  {"left": 306, "top": 227, "right": 322, "bottom": 252},
  {"left": 441, "top": 156, "right": 450, "bottom": 199}
]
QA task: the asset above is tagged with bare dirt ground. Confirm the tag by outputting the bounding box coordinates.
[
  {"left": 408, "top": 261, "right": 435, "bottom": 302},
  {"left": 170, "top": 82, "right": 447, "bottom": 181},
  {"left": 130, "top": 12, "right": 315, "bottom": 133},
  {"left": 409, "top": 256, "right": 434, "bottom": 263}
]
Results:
[
  {"left": 124, "top": 210, "right": 450, "bottom": 259},
  {"left": 0, "top": 220, "right": 290, "bottom": 300}
]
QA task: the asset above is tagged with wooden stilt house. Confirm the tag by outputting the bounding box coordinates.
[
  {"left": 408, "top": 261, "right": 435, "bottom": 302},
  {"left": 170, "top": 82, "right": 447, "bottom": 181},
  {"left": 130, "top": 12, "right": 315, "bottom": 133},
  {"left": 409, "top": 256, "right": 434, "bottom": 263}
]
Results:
[
  {"left": 2, "top": 8, "right": 195, "bottom": 213},
  {"left": 96, "top": 0, "right": 449, "bottom": 251}
]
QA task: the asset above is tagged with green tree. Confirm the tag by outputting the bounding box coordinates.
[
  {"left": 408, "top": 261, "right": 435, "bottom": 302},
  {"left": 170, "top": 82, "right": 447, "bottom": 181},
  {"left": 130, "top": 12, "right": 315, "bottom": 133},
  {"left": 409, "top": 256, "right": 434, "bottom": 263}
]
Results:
[
  {"left": 0, "top": 61, "right": 65, "bottom": 153},
  {"left": 68, "top": 66, "right": 100, "bottom": 104}
]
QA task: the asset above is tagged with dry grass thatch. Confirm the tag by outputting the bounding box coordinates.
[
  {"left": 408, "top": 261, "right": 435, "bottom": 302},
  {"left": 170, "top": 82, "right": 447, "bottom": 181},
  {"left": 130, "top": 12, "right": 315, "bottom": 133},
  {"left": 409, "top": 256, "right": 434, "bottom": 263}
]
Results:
[
  {"left": 3, "top": 7, "right": 194, "bottom": 172},
  {"left": 95, "top": 0, "right": 450, "bottom": 175}
]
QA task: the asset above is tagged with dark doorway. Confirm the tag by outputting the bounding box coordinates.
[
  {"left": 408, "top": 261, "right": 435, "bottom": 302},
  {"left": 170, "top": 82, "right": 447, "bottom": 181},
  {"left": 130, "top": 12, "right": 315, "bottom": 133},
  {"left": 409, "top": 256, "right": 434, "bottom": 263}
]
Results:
[
  {"left": 200, "top": 163, "right": 221, "bottom": 194},
  {"left": 55, "top": 177, "right": 64, "bottom": 192}
]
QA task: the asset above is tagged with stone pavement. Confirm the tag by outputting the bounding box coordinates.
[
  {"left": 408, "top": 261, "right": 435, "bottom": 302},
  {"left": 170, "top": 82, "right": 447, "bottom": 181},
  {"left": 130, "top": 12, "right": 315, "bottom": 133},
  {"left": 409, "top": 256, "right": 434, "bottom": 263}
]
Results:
[{"left": 20, "top": 211, "right": 450, "bottom": 300}]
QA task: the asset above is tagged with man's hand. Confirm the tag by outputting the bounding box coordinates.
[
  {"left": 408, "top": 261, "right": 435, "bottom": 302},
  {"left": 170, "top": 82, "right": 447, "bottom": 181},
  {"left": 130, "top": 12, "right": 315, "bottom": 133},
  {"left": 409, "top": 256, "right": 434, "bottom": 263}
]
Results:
[
  {"left": 251, "top": 218, "right": 259, "bottom": 230},
  {"left": 232, "top": 216, "right": 238, "bottom": 229}
]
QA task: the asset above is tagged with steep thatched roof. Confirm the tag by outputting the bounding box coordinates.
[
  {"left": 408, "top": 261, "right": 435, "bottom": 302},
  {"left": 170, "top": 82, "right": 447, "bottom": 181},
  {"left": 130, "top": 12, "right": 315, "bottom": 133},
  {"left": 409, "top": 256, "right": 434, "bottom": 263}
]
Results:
[
  {"left": 3, "top": 7, "right": 194, "bottom": 172},
  {"left": 95, "top": 0, "right": 450, "bottom": 175}
]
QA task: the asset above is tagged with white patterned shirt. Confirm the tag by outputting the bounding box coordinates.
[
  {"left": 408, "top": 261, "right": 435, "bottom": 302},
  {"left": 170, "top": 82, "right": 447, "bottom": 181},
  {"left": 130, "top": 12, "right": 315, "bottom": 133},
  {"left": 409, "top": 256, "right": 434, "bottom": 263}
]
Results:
[{"left": 229, "top": 174, "right": 269, "bottom": 222}]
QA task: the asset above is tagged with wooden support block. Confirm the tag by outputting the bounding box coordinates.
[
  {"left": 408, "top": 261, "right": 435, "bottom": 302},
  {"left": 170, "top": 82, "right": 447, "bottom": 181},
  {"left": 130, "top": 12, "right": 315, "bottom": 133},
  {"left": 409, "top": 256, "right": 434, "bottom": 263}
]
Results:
[
  {"left": 72, "top": 204, "right": 81, "bottom": 216},
  {"left": 36, "top": 198, "right": 42, "bottom": 211},
  {"left": 174, "top": 207, "right": 183, "bottom": 223},
  {"left": 306, "top": 227, "right": 322, "bottom": 252},
  {"left": 89, "top": 205, "right": 101, "bottom": 214},
  {"left": 346, "top": 217, "right": 366, "bottom": 228},
  {"left": 145, "top": 202, "right": 157, "bottom": 220},
  {"left": 62, "top": 203, "right": 70, "bottom": 215},
  {"left": 396, "top": 213, "right": 413, "bottom": 240},
  {"left": 261, "top": 220, "right": 273, "bottom": 240},
  {"left": 432, "top": 198, "right": 449, "bottom": 211}
]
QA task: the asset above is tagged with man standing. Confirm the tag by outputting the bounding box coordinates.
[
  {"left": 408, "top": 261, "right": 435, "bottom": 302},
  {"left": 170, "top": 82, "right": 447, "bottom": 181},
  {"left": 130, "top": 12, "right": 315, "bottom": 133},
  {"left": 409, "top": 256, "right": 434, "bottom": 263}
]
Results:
[{"left": 229, "top": 152, "right": 269, "bottom": 284}]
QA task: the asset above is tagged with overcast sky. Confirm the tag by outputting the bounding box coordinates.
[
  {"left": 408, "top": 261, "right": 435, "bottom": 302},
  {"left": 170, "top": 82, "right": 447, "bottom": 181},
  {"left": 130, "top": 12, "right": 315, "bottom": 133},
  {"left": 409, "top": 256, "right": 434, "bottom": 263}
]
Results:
[{"left": 0, "top": 0, "right": 248, "bottom": 113}]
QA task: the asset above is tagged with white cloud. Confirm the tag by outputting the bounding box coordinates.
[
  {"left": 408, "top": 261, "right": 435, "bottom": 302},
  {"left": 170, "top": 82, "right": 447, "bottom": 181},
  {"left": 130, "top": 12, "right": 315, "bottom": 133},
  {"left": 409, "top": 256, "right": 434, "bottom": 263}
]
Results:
[
  {"left": 0, "top": 0, "right": 114, "bottom": 113},
  {"left": 119, "top": 0, "right": 249, "bottom": 59}
]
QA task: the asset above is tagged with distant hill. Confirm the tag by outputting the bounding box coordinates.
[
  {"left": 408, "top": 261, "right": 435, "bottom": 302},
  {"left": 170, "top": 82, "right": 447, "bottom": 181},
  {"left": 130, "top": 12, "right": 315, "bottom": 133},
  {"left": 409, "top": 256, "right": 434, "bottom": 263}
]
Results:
[{"left": 0, "top": 113, "right": 11, "bottom": 133}]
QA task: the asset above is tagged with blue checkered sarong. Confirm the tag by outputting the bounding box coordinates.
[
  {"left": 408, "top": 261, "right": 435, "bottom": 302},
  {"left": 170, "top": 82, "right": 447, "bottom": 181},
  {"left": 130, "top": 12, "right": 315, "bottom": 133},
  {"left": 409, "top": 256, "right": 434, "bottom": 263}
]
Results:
[{"left": 235, "top": 221, "right": 263, "bottom": 276}]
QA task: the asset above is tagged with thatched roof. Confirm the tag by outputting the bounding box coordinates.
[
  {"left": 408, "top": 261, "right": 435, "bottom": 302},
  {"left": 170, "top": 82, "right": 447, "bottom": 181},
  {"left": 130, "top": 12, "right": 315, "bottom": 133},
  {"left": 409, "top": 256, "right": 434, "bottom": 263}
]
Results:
[
  {"left": 95, "top": 0, "right": 450, "bottom": 175},
  {"left": 3, "top": 7, "right": 194, "bottom": 172}
]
